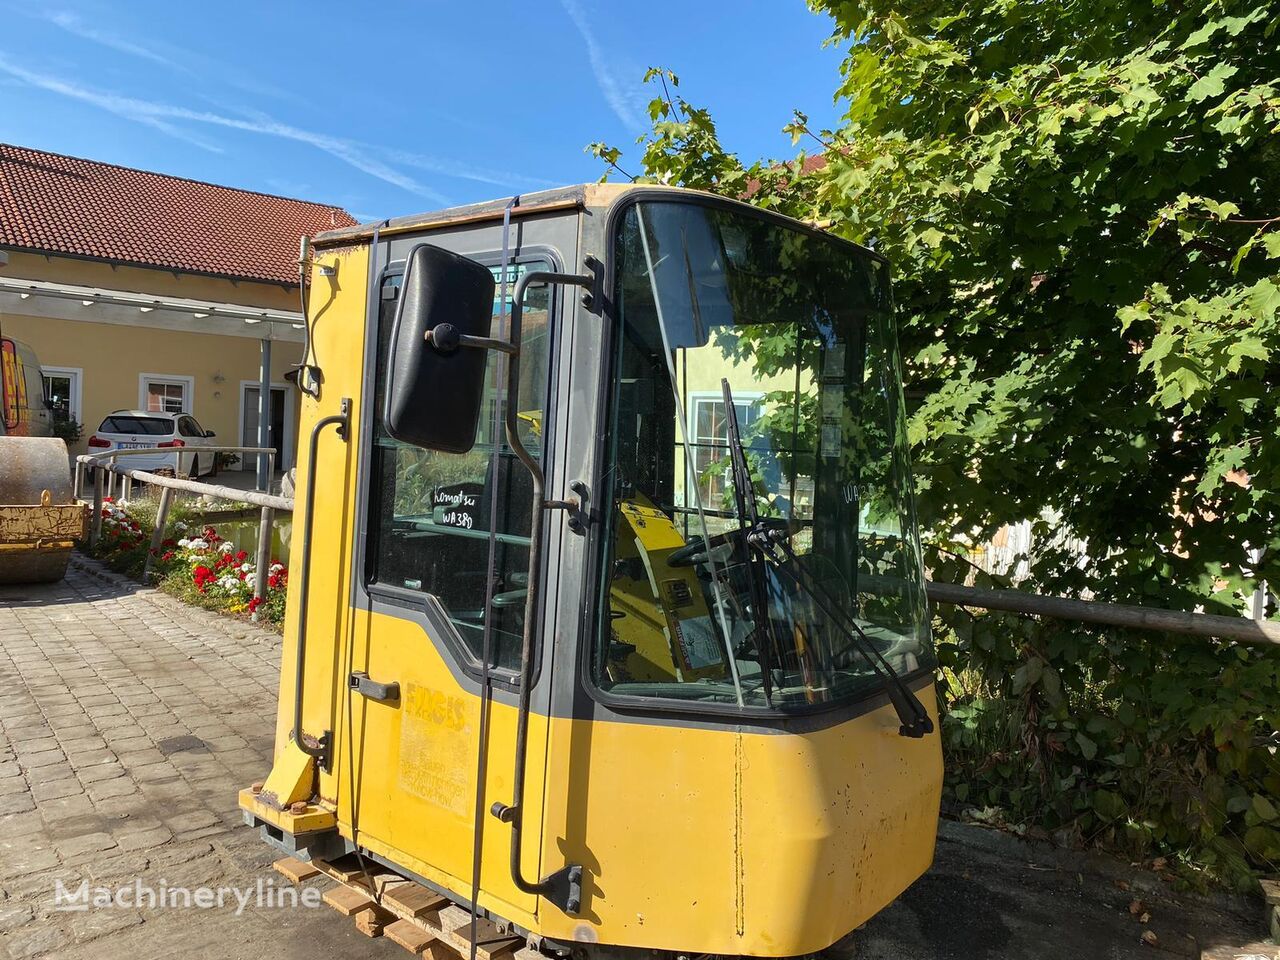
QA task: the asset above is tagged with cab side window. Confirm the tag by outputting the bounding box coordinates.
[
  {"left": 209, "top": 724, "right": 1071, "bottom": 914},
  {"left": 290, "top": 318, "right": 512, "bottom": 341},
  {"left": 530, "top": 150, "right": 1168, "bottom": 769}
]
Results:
[{"left": 367, "top": 263, "right": 554, "bottom": 671}]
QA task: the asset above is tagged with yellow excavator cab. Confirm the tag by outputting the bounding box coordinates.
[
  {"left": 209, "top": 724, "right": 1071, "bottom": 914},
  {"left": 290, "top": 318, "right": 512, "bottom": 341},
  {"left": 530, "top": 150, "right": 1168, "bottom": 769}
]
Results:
[{"left": 241, "top": 183, "right": 942, "bottom": 959}]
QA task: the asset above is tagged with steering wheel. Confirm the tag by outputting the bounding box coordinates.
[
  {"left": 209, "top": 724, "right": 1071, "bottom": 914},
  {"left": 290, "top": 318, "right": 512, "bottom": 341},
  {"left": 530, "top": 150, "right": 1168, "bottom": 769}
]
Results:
[{"left": 667, "top": 516, "right": 792, "bottom": 568}]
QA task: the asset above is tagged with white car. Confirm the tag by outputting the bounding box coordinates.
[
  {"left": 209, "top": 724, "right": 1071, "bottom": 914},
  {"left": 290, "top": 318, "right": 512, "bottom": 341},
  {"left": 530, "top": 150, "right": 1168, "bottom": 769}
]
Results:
[{"left": 87, "top": 410, "right": 218, "bottom": 478}]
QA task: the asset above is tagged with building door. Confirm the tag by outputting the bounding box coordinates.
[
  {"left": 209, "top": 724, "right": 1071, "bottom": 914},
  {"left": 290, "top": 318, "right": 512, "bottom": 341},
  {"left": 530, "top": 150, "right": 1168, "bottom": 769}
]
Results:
[
  {"left": 40, "top": 367, "right": 82, "bottom": 428},
  {"left": 241, "top": 384, "right": 290, "bottom": 471}
]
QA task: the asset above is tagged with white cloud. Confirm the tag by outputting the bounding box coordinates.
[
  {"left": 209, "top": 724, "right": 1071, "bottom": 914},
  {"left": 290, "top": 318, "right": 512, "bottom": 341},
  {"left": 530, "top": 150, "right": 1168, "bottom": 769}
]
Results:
[
  {"left": 0, "top": 56, "right": 449, "bottom": 203},
  {"left": 43, "top": 11, "right": 174, "bottom": 67},
  {"left": 381, "top": 146, "right": 559, "bottom": 191},
  {"left": 38, "top": 8, "right": 302, "bottom": 105},
  {"left": 559, "top": 0, "right": 644, "bottom": 130}
]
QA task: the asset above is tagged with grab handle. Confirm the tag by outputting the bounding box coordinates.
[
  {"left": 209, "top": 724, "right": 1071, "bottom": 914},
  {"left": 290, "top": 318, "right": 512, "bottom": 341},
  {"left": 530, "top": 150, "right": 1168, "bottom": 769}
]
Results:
[{"left": 291, "top": 398, "right": 350, "bottom": 771}]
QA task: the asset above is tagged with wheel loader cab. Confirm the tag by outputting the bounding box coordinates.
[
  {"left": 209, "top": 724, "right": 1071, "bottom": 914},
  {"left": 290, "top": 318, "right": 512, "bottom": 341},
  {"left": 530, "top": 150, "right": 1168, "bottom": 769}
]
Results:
[{"left": 241, "top": 184, "right": 943, "bottom": 959}]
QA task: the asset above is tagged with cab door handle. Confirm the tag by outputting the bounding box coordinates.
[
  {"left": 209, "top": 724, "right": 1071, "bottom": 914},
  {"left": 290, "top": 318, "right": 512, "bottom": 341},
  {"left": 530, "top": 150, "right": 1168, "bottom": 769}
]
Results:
[{"left": 349, "top": 672, "right": 400, "bottom": 703}]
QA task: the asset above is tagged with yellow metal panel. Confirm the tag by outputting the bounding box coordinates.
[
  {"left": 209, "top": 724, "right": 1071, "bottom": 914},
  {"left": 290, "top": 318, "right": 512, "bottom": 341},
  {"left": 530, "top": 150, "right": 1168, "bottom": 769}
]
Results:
[
  {"left": 538, "top": 685, "right": 941, "bottom": 956},
  {"left": 737, "top": 685, "right": 942, "bottom": 955},
  {"left": 238, "top": 790, "right": 337, "bottom": 835},
  {"left": 0, "top": 503, "right": 87, "bottom": 541},
  {"left": 334, "top": 609, "right": 546, "bottom": 929},
  {"left": 271, "top": 243, "right": 369, "bottom": 793},
  {"left": 538, "top": 713, "right": 740, "bottom": 950},
  {"left": 258, "top": 740, "right": 317, "bottom": 809}
]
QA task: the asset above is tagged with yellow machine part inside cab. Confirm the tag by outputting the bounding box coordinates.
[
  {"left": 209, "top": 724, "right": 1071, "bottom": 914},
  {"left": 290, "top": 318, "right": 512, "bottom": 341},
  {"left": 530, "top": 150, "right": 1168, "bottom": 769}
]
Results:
[{"left": 608, "top": 496, "right": 726, "bottom": 684}]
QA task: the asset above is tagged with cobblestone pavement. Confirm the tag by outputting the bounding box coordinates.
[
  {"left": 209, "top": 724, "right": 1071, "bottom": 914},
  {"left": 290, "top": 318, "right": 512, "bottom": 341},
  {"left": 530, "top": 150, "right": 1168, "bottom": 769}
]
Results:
[
  {"left": 0, "top": 561, "right": 377, "bottom": 959},
  {"left": 0, "top": 560, "right": 1265, "bottom": 960}
]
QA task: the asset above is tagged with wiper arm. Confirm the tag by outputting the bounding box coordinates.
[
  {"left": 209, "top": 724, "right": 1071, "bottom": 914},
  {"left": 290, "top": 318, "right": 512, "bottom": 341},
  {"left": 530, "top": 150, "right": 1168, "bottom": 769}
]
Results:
[{"left": 750, "top": 527, "right": 934, "bottom": 738}]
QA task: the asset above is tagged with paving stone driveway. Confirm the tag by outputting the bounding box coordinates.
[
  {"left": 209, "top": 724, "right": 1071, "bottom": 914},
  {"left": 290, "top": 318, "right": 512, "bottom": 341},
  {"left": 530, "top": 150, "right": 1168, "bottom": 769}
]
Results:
[
  {"left": 0, "top": 559, "right": 1264, "bottom": 960},
  {"left": 0, "top": 561, "right": 376, "bottom": 959}
]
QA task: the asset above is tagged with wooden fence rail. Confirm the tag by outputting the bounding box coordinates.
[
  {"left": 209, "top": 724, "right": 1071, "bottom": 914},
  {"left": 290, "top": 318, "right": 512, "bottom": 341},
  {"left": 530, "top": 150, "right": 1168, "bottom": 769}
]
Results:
[
  {"left": 926, "top": 580, "right": 1280, "bottom": 648},
  {"left": 74, "top": 451, "right": 1277, "bottom": 644}
]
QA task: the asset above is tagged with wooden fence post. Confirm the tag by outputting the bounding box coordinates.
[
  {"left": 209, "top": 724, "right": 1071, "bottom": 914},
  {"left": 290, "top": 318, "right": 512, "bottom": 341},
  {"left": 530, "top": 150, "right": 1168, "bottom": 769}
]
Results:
[
  {"left": 252, "top": 505, "right": 273, "bottom": 622},
  {"left": 90, "top": 467, "right": 104, "bottom": 548},
  {"left": 142, "top": 487, "right": 174, "bottom": 583}
]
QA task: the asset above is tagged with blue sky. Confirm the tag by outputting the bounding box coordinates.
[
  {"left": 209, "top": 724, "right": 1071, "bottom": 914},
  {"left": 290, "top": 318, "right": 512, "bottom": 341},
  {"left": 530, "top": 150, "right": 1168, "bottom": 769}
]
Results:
[{"left": 0, "top": 2, "right": 846, "bottom": 222}]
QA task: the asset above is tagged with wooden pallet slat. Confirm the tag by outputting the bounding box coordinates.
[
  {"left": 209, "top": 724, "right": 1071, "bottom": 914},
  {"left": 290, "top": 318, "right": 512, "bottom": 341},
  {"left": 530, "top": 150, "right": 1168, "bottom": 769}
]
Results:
[
  {"left": 323, "top": 884, "right": 375, "bottom": 917},
  {"left": 386, "top": 919, "right": 437, "bottom": 955},
  {"left": 309, "top": 855, "right": 540, "bottom": 960},
  {"left": 272, "top": 856, "right": 320, "bottom": 884},
  {"left": 317, "top": 852, "right": 372, "bottom": 883},
  {"left": 383, "top": 880, "right": 450, "bottom": 920},
  {"left": 355, "top": 905, "right": 394, "bottom": 938}
]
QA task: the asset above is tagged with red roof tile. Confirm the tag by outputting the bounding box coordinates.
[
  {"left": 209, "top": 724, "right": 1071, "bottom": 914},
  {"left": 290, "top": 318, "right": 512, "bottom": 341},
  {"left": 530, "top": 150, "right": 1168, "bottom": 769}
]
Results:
[
  {"left": 0, "top": 143, "right": 356, "bottom": 286},
  {"left": 744, "top": 153, "right": 829, "bottom": 198}
]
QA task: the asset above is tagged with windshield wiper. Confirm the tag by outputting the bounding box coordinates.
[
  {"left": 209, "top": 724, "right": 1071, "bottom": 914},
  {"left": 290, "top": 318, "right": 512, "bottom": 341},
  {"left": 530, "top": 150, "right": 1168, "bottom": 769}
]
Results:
[
  {"left": 721, "top": 379, "right": 778, "bottom": 706},
  {"left": 720, "top": 380, "right": 934, "bottom": 738}
]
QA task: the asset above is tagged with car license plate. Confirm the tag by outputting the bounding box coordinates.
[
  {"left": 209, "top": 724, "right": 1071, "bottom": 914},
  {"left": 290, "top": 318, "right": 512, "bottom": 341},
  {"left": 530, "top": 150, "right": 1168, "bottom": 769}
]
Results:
[{"left": 120, "top": 442, "right": 148, "bottom": 449}]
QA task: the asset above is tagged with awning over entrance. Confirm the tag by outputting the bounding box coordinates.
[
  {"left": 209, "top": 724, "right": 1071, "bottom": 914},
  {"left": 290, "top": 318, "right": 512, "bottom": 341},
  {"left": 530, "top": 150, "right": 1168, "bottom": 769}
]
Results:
[
  {"left": 0, "top": 275, "right": 304, "bottom": 341},
  {"left": 0, "top": 275, "right": 305, "bottom": 491}
]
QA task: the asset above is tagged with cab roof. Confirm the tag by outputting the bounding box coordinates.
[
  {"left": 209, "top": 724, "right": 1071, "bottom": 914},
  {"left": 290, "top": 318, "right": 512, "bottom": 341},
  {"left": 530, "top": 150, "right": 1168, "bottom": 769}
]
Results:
[{"left": 311, "top": 182, "right": 697, "bottom": 247}]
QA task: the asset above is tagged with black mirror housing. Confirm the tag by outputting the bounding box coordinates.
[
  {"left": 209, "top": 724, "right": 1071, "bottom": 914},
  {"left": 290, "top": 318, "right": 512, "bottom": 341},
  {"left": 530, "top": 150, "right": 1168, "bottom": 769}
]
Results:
[
  {"left": 204, "top": 430, "right": 216, "bottom": 438},
  {"left": 384, "top": 244, "right": 495, "bottom": 453}
]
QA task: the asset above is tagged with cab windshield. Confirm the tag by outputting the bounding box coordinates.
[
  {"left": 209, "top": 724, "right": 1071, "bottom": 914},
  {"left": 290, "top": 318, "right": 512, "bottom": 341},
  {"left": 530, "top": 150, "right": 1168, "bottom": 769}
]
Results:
[{"left": 593, "top": 199, "right": 934, "bottom": 710}]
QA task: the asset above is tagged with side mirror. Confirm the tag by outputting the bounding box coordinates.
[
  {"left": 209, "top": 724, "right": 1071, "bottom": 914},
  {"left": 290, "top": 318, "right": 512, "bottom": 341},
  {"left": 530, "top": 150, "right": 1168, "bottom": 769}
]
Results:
[
  {"left": 204, "top": 430, "right": 217, "bottom": 438},
  {"left": 384, "top": 244, "right": 495, "bottom": 453}
]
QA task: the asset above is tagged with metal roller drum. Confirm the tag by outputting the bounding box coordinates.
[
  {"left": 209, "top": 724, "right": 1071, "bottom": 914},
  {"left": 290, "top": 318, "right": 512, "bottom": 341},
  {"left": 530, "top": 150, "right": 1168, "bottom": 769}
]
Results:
[{"left": 0, "top": 436, "right": 84, "bottom": 583}]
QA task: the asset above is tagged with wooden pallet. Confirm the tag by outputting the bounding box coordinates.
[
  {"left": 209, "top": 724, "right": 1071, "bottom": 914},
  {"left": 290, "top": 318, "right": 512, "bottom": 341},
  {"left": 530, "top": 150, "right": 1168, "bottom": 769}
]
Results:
[{"left": 275, "top": 854, "right": 540, "bottom": 960}]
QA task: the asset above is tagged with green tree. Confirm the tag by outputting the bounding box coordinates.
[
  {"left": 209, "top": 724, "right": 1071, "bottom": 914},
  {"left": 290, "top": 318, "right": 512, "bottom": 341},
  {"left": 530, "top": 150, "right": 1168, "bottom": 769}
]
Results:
[{"left": 591, "top": 3, "right": 1280, "bottom": 885}]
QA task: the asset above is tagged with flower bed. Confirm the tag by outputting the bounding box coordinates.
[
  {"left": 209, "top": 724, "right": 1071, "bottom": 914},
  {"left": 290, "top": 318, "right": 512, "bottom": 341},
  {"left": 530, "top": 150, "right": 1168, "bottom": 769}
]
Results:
[{"left": 87, "top": 498, "right": 288, "bottom": 628}]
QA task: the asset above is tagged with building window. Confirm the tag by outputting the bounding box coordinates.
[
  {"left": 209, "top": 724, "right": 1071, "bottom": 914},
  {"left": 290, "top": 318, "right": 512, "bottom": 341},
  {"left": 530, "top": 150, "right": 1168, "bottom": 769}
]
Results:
[
  {"left": 41, "top": 366, "right": 83, "bottom": 426},
  {"left": 139, "top": 374, "right": 193, "bottom": 414},
  {"left": 686, "top": 392, "right": 762, "bottom": 509}
]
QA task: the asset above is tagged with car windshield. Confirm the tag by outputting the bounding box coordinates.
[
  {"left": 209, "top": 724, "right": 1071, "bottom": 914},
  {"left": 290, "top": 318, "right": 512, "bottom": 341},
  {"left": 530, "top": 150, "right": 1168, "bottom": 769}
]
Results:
[
  {"left": 101, "top": 416, "right": 172, "bottom": 435},
  {"left": 593, "top": 199, "right": 934, "bottom": 710}
]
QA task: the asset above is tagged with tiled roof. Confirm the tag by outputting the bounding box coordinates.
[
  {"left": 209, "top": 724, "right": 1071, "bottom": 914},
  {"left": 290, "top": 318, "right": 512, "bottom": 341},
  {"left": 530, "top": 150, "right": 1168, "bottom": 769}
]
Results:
[
  {"left": 744, "top": 153, "right": 828, "bottom": 198},
  {"left": 0, "top": 143, "right": 356, "bottom": 286}
]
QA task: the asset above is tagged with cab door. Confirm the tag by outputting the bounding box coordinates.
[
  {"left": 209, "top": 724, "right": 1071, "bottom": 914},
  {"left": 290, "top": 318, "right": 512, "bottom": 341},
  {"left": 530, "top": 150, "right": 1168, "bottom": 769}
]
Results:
[{"left": 344, "top": 258, "right": 559, "bottom": 920}]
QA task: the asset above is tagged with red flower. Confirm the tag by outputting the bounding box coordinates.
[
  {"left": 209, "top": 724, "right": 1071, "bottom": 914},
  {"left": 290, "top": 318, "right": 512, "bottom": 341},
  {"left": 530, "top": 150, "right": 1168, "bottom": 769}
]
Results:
[
  {"left": 248, "top": 597, "right": 262, "bottom": 613},
  {"left": 162, "top": 538, "right": 177, "bottom": 548},
  {"left": 161, "top": 550, "right": 175, "bottom": 562},
  {"left": 235, "top": 550, "right": 248, "bottom": 562}
]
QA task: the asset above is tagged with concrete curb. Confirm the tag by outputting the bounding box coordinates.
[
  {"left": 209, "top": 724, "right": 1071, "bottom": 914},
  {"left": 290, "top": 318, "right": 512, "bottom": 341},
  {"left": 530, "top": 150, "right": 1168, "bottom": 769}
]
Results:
[{"left": 69, "top": 551, "right": 152, "bottom": 593}]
